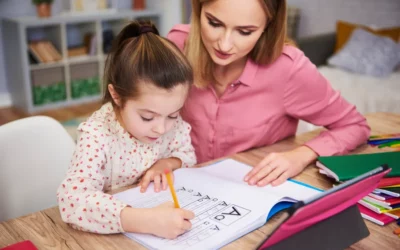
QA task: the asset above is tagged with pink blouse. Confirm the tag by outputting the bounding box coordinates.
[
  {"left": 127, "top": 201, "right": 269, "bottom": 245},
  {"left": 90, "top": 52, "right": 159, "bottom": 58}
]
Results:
[{"left": 167, "top": 24, "right": 370, "bottom": 164}]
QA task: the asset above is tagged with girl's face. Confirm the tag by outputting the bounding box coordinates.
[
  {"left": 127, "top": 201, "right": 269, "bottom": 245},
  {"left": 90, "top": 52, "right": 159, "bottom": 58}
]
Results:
[
  {"left": 112, "top": 83, "right": 189, "bottom": 144},
  {"left": 200, "top": 0, "right": 267, "bottom": 67}
]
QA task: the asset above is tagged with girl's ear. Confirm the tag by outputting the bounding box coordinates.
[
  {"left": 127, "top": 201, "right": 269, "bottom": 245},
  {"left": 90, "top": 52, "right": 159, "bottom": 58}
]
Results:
[{"left": 108, "top": 84, "right": 121, "bottom": 107}]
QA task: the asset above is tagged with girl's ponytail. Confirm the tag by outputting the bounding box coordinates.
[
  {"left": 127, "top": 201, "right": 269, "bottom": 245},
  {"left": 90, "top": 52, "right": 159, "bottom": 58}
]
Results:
[
  {"left": 103, "top": 21, "right": 193, "bottom": 109},
  {"left": 115, "top": 21, "right": 159, "bottom": 47}
]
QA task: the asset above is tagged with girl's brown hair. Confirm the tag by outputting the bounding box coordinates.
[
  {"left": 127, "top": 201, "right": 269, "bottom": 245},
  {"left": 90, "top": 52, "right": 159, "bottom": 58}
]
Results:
[
  {"left": 185, "top": 0, "right": 293, "bottom": 88},
  {"left": 103, "top": 21, "right": 193, "bottom": 108}
]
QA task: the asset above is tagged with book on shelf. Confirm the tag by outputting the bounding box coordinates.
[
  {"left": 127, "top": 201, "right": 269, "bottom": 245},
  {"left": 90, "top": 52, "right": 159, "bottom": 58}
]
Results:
[
  {"left": 28, "top": 41, "right": 62, "bottom": 64},
  {"left": 44, "top": 41, "right": 62, "bottom": 61},
  {"left": 68, "top": 46, "right": 87, "bottom": 57},
  {"left": 83, "top": 33, "right": 97, "bottom": 56},
  {"left": 114, "top": 159, "right": 321, "bottom": 250},
  {"left": 28, "top": 43, "right": 45, "bottom": 63}
]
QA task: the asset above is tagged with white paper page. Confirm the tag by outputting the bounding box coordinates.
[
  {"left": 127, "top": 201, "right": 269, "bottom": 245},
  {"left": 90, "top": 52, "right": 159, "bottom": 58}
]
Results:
[
  {"left": 114, "top": 168, "right": 281, "bottom": 250},
  {"left": 197, "top": 159, "right": 321, "bottom": 201}
]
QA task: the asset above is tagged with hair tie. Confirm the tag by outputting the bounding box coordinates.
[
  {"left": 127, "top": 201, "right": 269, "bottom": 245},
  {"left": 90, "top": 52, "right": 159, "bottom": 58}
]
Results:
[{"left": 140, "top": 26, "right": 155, "bottom": 35}]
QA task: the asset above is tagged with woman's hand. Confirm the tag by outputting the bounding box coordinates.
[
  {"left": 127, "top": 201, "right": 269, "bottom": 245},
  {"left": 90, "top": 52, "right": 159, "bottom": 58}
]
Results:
[
  {"left": 139, "top": 157, "right": 182, "bottom": 193},
  {"left": 244, "top": 146, "right": 318, "bottom": 187}
]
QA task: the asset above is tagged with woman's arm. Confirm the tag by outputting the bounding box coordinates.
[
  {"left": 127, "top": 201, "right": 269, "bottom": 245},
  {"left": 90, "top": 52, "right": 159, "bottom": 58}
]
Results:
[
  {"left": 245, "top": 49, "right": 370, "bottom": 187},
  {"left": 283, "top": 50, "right": 370, "bottom": 156}
]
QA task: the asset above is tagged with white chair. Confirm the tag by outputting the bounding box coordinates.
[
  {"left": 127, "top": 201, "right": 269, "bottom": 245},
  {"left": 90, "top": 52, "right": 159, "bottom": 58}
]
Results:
[{"left": 0, "top": 116, "right": 75, "bottom": 222}]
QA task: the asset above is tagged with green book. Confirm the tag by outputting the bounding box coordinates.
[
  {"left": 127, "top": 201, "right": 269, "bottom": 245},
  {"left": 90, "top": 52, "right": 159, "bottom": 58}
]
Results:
[{"left": 316, "top": 151, "right": 400, "bottom": 182}]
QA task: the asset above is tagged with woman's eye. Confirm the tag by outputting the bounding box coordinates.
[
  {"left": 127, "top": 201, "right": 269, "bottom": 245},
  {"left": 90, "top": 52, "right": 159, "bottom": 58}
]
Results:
[
  {"left": 239, "top": 30, "right": 253, "bottom": 36},
  {"left": 168, "top": 116, "right": 178, "bottom": 120},
  {"left": 141, "top": 116, "right": 153, "bottom": 122},
  {"left": 208, "top": 19, "right": 222, "bottom": 28}
]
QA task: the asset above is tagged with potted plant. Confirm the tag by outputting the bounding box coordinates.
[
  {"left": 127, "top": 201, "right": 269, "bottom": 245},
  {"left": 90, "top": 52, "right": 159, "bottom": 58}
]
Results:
[
  {"left": 132, "top": 0, "right": 146, "bottom": 10},
  {"left": 32, "top": 0, "right": 54, "bottom": 18}
]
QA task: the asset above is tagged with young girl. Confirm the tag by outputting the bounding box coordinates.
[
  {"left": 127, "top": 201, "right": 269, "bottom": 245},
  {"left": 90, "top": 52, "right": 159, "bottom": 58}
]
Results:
[{"left": 57, "top": 21, "right": 196, "bottom": 239}]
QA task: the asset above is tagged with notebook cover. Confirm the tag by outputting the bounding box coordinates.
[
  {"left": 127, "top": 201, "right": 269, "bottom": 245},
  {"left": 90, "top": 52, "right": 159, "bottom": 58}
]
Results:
[
  {"left": 258, "top": 167, "right": 390, "bottom": 249},
  {"left": 0, "top": 240, "right": 38, "bottom": 250},
  {"left": 259, "top": 205, "right": 369, "bottom": 250},
  {"left": 317, "top": 151, "right": 400, "bottom": 181}
]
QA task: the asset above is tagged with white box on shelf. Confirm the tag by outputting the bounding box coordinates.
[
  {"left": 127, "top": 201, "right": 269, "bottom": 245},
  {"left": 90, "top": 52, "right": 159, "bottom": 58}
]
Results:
[{"left": 62, "top": 0, "right": 117, "bottom": 16}]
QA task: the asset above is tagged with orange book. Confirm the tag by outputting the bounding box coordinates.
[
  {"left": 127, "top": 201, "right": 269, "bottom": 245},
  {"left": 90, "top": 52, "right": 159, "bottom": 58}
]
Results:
[
  {"left": 36, "top": 41, "right": 53, "bottom": 62},
  {"left": 44, "top": 41, "right": 62, "bottom": 61},
  {"left": 28, "top": 43, "right": 45, "bottom": 63}
]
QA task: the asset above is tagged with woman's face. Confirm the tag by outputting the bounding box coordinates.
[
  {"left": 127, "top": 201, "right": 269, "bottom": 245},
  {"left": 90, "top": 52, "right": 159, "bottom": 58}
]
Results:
[{"left": 200, "top": 0, "right": 267, "bottom": 67}]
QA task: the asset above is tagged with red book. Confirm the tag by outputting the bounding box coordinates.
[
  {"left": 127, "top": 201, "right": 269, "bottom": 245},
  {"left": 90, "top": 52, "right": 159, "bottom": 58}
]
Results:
[
  {"left": 358, "top": 204, "right": 395, "bottom": 226},
  {"left": 385, "top": 197, "right": 400, "bottom": 205},
  {"left": 0, "top": 240, "right": 37, "bottom": 250},
  {"left": 378, "top": 177, "right": 400, "bottom": 188}
]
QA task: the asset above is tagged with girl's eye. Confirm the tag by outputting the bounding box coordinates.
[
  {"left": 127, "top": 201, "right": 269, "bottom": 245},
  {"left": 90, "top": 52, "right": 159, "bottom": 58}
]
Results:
[
  {"left": 141, "top": 116, "right": 153, "bottom": 122},
  {"left": 208, "top": 19, "right": 222, "bottom": 28},
  {"left": 168, "top": 116, "right": 178, "bottom": 120},
  {"left": 239, "top": 30, "right": 253, "bottom": 36}
]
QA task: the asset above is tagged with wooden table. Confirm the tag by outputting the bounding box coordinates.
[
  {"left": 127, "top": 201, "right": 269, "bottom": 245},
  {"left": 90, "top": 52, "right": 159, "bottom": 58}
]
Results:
[{"left": 1, "top": 112, "right": 399, "bottom": 249}]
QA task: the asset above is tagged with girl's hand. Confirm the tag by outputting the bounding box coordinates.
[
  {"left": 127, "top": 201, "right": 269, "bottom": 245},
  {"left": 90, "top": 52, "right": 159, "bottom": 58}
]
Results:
[
  {"left": 121, "top": 202, "right": 195, "bottom": 239},
  {"left": 139, "top": 158, "right": 182, "bottom": 193},
  {"left": 146, "top": 202, "right": 195, "bottom": 239},
  {"left": 244, "top": 146, "right": 318, "bottom": 187}
]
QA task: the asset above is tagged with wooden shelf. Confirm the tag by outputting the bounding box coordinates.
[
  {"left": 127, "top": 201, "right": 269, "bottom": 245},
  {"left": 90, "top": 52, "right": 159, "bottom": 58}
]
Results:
[
  {"left": 7, "top": 10, "right": 161, "bottom": 27},
  {"left": 30, "top": 94, "right": 103, "bottom": 113},
  {"left": 67, "top": 55, "right": 99, "bottom": 65},
  {"left": 30, "top": 61, "right": 66, "bottom": 71}
]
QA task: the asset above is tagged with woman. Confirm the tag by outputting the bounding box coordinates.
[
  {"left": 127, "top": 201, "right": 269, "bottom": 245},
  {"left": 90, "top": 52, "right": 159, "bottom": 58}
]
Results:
[{"left": 167, "top": 0, "right": 370, "bottom": 187}]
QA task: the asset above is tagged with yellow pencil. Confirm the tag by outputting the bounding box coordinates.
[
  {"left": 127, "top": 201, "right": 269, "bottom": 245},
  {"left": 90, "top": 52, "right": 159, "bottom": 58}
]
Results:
[{"left": 164, "top": 168, "right": 180, "bottom": 208}]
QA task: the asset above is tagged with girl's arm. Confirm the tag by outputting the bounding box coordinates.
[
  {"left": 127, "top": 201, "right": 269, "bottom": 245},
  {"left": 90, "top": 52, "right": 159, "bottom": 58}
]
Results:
[
  {"left": 57, "top": 127, "right": 127, "bottom": 234},
  {"left": 138, "top": 116, "right": 196, "bottom": 192}
]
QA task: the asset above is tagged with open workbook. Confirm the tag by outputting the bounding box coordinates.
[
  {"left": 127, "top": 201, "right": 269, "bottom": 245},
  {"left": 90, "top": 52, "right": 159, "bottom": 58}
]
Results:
[{"left": 114, "top": 159, "right": 321, "bottom": 250}]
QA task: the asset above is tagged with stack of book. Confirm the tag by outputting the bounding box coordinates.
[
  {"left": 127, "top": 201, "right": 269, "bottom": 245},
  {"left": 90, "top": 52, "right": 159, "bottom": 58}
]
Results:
[
  {"left": 357, "top": 177, "right": 400, "bottom": 226},
  {"left": 316, "top": 151, "right": 400, "bottom": 226}
]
